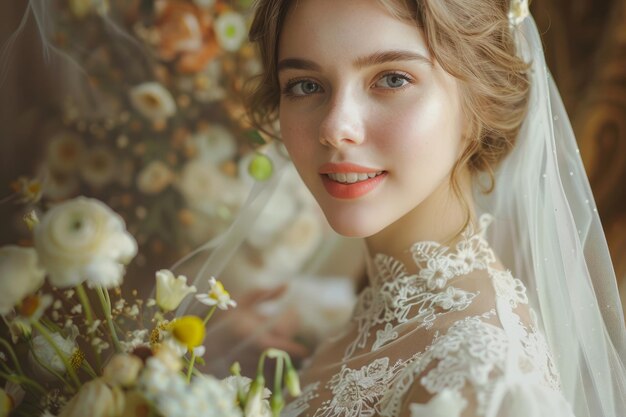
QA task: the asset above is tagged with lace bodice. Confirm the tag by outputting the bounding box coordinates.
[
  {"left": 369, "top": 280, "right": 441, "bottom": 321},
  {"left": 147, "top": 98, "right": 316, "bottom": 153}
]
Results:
[{"left": 282, "top": 215, "right": 574, "bottom": 417}]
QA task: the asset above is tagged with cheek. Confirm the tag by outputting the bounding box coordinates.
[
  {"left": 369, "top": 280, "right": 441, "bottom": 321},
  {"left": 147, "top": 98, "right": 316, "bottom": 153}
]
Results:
[{"left": 374, "top": 93, "right": 459, "bottom": 162}]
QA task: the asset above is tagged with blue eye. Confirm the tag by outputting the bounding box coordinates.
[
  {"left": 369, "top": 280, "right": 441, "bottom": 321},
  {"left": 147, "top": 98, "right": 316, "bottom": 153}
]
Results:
[
  {"left": 283, "top": 79, "right": 322, "bottom": 97},
  {"left": 375, "top": 72, "right": 413, "bottom": 89}
]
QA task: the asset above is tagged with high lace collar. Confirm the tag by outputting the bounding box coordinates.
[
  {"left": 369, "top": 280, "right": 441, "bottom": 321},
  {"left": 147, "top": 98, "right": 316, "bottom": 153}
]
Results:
[{"left": 364, "top": 214, "right": 496, "bottom": 289}]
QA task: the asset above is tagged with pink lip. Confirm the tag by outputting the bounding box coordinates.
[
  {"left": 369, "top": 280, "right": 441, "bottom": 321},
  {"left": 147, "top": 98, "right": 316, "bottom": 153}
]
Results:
[
  {"left": 318, "top": 162, "right": 384, "bottom": 174},
  {"left": 321, "top": 171, "right": 387, "bottom": 199}
]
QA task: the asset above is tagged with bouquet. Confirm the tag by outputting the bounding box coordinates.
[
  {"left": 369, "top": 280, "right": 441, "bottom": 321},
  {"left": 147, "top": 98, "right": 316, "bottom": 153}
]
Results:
[{"left": 0, "top": 196, "right": 301, "bottom": 417}]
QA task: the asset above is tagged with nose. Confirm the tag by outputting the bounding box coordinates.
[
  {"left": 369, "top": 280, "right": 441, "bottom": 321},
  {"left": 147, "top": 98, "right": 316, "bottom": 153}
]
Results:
[{"left": 318, "top": 89, "right": 365, "bottom": 148}]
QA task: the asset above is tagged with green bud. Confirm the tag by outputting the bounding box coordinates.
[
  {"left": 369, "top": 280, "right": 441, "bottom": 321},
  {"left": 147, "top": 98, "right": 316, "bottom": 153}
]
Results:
[
  {"left": 248, "top": 153, "right": 273, "bottom": 181},
  {"left": 230, "top": 361, "right": 241, "bottom": 376},
  {"left": 270, "top": 391, "right": 285, "bottom": 417},
  {"left": 285, "top": 368, "right": 301, "bottom": 397}
]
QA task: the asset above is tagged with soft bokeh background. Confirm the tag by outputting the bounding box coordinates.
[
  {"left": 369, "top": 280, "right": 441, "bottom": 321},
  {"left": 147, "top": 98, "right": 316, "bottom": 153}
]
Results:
[{"left": 0, "top": 0, "right": 624, "bottom": 316}]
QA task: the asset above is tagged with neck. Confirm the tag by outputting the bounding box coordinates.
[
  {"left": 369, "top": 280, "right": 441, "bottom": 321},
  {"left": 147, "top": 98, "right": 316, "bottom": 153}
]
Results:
[{"left": 365, "top": 171, "right": 476, "bottom": 268}]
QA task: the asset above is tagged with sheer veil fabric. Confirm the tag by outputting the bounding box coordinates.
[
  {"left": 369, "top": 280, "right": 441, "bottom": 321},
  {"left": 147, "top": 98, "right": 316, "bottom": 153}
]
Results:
[{"left": 474, "top": 14, "right": 626, "bottom": 416}]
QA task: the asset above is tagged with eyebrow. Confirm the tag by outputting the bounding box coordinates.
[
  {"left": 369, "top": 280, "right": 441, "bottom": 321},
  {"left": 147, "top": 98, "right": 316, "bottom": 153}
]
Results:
[{"left": 277, "top": 49, "right": 432, "bottom": 72}]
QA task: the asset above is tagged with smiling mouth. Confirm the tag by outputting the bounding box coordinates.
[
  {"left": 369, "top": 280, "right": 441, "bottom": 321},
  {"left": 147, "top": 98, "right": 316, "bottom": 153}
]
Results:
[{"left": 325, "top": 171, "right": 385, "bottom": 184}]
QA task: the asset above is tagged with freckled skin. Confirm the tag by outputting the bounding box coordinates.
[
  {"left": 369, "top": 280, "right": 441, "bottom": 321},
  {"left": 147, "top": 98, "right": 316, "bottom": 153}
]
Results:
[{"left": 278, "top": 0, "right": 470, "bottom": 258}]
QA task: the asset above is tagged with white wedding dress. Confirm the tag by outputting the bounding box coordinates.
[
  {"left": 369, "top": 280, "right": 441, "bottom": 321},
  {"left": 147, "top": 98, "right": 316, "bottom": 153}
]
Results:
[{"left": 282, "top": 214, "right": 575, "bottom": 417}]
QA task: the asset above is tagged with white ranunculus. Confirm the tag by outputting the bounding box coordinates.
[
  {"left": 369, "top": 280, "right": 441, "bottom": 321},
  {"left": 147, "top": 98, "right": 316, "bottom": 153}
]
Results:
[
  {"left": 59, "top": 378, "right": 125, "bottom": 417},
  {"left": 40, "top": 166, "right": 80, "bottom": 201},
  {"left": 34, "top": 197, "right": 137, "bottom": 289},
  {"left": 214, "top": 12, "right": 247, "bottom": 52},
  {"left": 0, "top": 246, "right": 46, "bottom": 315},
  {"left": 47, "top": 131, "right": 85, "bottom": 173},
  {"left": 155, "top": 269, "right": 197, "bottom": 312},
  {"left": 136, "top": 160, "right": 174, "bottom": 195},
  {"left": 129, "top": 82, "right": 177, "bottom": 121},
  {"left": 261, "top": 209, "right": 323, "bottom": 271},
  {"left": 29, "top": 330, "right": 77, "bottom": 376},
  {"left": 178, "top": 160, "right": 247, "bottom": 214},
  {"left": 191, "top": 125, "right": 237, "bottom": 164},
  {"left": 80, "top": 147, "right": 117, "bottom": 188}
]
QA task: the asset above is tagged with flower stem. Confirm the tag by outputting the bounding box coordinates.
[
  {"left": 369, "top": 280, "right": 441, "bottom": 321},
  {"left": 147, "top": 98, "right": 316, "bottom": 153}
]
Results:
[
  {"left": 96, "top": 286, "right": 122, "bottom": 352},
  {"left": 0, "top": 370, "right": 46, "bottom": 395},
  {"left": 271, "top": 356, "right": 285, "bottom": 417},
  {"left": 186, "top": 351, "right": 197, "bottom": 383},
  {"left": 31, "top": 321, "right": 81, "bottom": 389},
  {"left": 0, "top": 337, "right": 23, "bottom": 375},
  {"left": 202, "top": 306, "right": 217, "bottom": 325},
  {"left": 76, "top": 283, "right": 103, "bottom": 370},
  {"left": 76, "top": 284, "right": 94, "bottom": 324}
]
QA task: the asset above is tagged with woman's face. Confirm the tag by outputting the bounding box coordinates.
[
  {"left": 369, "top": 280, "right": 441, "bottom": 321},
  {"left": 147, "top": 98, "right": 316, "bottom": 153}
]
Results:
[{"left": 277, "top": 0, "right": 465, "bottom": 238}]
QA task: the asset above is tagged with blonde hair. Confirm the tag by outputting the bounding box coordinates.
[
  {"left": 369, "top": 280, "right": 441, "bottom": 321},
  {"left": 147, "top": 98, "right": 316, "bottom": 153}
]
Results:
[{"left": 246, "top": 0, "right": 530, "bottom": 234}]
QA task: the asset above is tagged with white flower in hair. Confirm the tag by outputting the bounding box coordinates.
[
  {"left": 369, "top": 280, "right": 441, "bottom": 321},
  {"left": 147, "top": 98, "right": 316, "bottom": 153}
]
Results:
[
  {"left": 129, "top": 82, "right": 177, "bottom": 121},
  {"left": 0, "top": 246, "right": 46, "bottom": 316},
  {"left": 34, "top": 197, "right": 137, "bottom": 289},
  {"left": 195, "top": 277, "right": 237, "bottom": 310},
  {"left": 508, "top": 0, "right": 529, "bottom": 26}
]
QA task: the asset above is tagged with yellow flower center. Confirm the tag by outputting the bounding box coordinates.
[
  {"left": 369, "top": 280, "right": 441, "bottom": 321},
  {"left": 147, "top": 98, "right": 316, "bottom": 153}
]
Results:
[
  {"left": 170, "top": 316, "right": 205, "bottom": 350},
  {"left": 210, "top": 281, "right": 229, "bottom": 300},
  {"left": 70, "top": 349, "right": 85, "bottom": 370}
]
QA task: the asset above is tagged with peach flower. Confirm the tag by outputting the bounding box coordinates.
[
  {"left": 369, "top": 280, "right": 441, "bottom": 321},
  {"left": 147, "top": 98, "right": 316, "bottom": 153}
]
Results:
[{"left": 153, "top": 0, "right": 219, "bottom": 73}]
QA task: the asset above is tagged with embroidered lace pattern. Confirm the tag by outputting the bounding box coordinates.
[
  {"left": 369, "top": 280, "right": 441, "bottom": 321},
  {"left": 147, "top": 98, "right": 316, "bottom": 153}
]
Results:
[
  {"left": 283, "top": 214, "right": 564, "bottom": 417},
  {"left": 344, "top": 215, "right": 494, "bottom": 360}
]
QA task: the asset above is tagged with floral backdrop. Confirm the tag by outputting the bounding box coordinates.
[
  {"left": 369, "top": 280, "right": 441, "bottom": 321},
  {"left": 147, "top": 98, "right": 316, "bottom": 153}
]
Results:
[
  {"left": 0, "top": 0, "right": 362, "bottom": 388},
  {"left": 1, "top": 0, "right": 365, "bottom": 296}
]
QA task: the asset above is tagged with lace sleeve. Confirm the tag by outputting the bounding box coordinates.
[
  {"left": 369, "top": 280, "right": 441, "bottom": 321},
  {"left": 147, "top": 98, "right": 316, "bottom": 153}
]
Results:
[{"left": 378, "top": 267, "right": 574, "bottom": 417}]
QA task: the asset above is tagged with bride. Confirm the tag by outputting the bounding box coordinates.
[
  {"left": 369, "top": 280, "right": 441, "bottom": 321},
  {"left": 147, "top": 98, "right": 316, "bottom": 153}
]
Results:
[{"left": 211, "top": 0, "right": 626, "bottom": 415}]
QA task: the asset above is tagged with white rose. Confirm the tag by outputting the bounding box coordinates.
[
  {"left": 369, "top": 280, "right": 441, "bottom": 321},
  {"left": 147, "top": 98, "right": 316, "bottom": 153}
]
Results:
[
  {"left": 102, "top": 354, "right": 144, "bottom": 387},
  {"left": 0, "top": 246, "right": 46, "bottom": 315},
  {"left": 47, "top": 131, "right": 85, "bottom": 173},
  {"left": 80, "top": 147, "right": 117, "bottom": 188},
  {"left": 129, "top": 82, "right": 177, "bottom": 121},
  {"left": 155, "top": 269, "right": 197, "bottom": 312},
  {"left": 191, "top": 125, "right": 237, "bottom": 164},
  {"left": 136, "top": 160, "right": 174, "bottom": 195},
  {"left": 178, "top": 160, "right": 246, "bottom": 214},
  {"left": 214, "top": 12, "right": 247, "bottom": 52},
  {"left": 34, "top": 197, "right": 137, "bottom": 288},
  {"left": 59, "top": 379, "right": 125, "bottom": 417}
]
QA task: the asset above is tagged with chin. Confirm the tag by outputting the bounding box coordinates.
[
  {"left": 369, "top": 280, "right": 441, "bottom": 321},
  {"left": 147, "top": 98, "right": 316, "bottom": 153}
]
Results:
[{"left": 322, "top": 207, "right": 384, "bottom": 238}]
